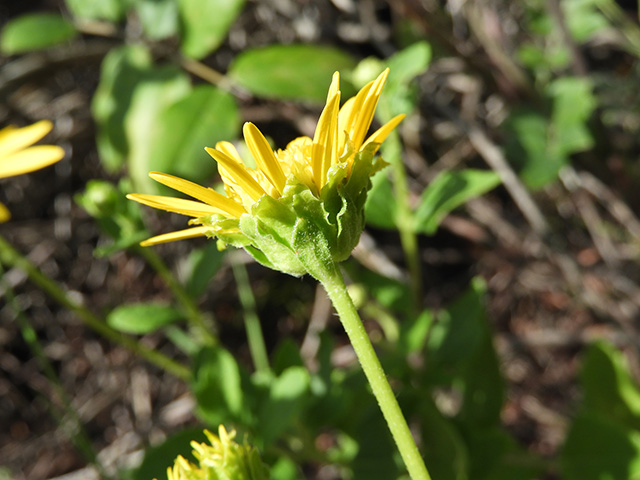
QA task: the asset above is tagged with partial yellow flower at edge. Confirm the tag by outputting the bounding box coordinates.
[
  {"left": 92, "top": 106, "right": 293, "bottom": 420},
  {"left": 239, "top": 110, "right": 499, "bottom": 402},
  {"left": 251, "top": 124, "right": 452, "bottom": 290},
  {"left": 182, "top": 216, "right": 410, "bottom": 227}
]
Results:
[
  {"left": 0, "top": 120, "right": 65, "bottom": 223},
  {"left": 0, "top": 120, "right": 65, "bottom": 178},
  {"left": 128, "top": 68, "right": 405, "bottom": 246}
]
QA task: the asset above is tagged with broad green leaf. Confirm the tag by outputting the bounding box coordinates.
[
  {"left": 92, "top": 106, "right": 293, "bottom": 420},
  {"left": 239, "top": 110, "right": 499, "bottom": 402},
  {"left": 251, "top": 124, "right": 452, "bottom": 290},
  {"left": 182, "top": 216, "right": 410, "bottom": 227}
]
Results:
[
  {"left": 257, "top": 366, "right": 310, "bottom": 446},
  {"left": 365, "top": 171, "right": 396, "bottom": 229},
  {"left": 505, "top": 111, "right": 564, "bottom": 189},
  {"left": 92, "top": 45, "right": 153, "bottom": 173},
  {"left": 351, "top": 402, "right": 400, "bottom": 479},
  {"left": 182, "top": 242, "right": 225, "bottom": 299},
  {"left": 564, "top": 0, "right": 609, "bottom": 42},
  {"left": 467, "top": 427, "right": 543, "bottom": 480},
  {"left": 386, "top": 41, "right": 432, "bottom": 88},
  {"left": 178, "top": 0, "right": 245, "bottom": 59},
  {"left": 229, "top": 45, "right": 357, "bottom": 103},
  {"left": 107, "top": 303, "right": 183, "bottom": 334},
  {"left": 399, "top": 309, "right": 433, "bottom": 354},
  {"left": 131, "top": 428, "right": 206, "bottom": 480},
  {"left": 427, "top": 277, "right": 487, "bottom": 369},
  {"left": 548, "top": 77, "right": 596, "bottom": 155},
  {"left": 420, "top": 396, "right": 469, "bottom": 480},
  {"left": 1, "top": 14, "right": 76, "bottom": 54},
  {"left": 192, "top": 346, "right": 246, "bottom": 425},
  {"left": 125, "top": 66, "right": 191, "bottom": 192},
  {"left": 581, "top": 341, "right": 640, "bottom": 429},
  {"left": 135, "top": 0, "right": 179, "bottom": 40},
  {"left": 271, "top": 339, "right": 304, "bottom": 376},
  {"left": 562, "top": 413, "right": 640, "bottom": 480},
  {"left": 148, "top": 85, "right": 240, "bottom": 183},
  {"left": 65, "top": 0, "right": 126, "bottom": 21},
  {"left": 414, "top": 169, "right": 501, "bottom": 235}
]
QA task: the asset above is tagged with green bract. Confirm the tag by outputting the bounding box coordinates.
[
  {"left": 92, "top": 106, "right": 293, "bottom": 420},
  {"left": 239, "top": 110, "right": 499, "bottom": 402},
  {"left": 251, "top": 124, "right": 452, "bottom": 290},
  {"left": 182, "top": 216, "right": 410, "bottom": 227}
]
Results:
[{"left": 204, "top": 145, "right": 385, "bottom": 278}]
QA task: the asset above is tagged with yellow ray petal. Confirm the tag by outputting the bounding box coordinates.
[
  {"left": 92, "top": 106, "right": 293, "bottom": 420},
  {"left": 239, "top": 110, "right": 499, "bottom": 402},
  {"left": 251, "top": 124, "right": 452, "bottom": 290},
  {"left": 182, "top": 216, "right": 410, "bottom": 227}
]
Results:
[
  {"left": 350, "top": 68, "right": 389, "bottom": 151},
  {"left": 148, "top": 171, "right": 245, "bottom": 218},
  {"left": 326, "top": 71, "right": 340, "bottom": 102},
  {"left": 205, "top": 147, "right": 266, "bottom": 201},
  {"left": 338, "top": 81, "right": 374, "bottom": 150},
  {"left": 0, "top": 120, "right": 54, "bottom": 159},
  {"left": 216, "top": 141, "right": 243, "bottom": 163},
  {"left": 362, "top": 114, "right": 406, "bottom": 153},
  {"left": 0, "top": 201, "right": 10, "bottom": 223},
  {"left": 0, "top": 145, "right": 65, "bottom": 178},
  {"left": 140, "top": 226, "right": 212, "bottom": 246},
  {"left": 127, "top": 193, "right": 229, "bottom": 217},
  {"left": 312, "top": 92, "right": 340, "bottom": 189},
  {"left": 242, "top": 123, "right": 286, "bottom": 195}
]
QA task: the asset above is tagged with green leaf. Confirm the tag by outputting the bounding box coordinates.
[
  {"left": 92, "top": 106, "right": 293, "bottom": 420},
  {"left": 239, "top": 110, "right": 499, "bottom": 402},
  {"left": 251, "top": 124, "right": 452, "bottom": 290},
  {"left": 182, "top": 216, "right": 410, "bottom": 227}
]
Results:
[
  {"left": 419, "top": 396, "right": 469, "bottom": 480},
  {"left": 466, "top": 427, "right": 543, "bottom": 480},
  {"left": 192, "top": 346, "right": 246, "bottom": 425},
  {"left": 1, "top": 14, "right": 76, "bottom": 54},
  {"left": 272, "top": 339, "right": 304, "bottom": 376},
  {"left": 148, "top": 85, "right": 241, "bottom": 184},
  {"left": 386, "top": 41, "right": 432, "bottom": 88},
  {"left": 125, "top": 67, "right": 191, "bottom": 192},
  {"left": 257, "top": 366, "right": 310, "bottom": 446},
  {"left": 350, "top": 400, "right": 400, "bottom": 479},
  {"left": 230, "top": 45, "right": 357, "bottom": 103},
  {"left": 365, "top": 171, "right": 397, "bottom": 229},
  {"left": 65, "top": 0, "right": 126, "bottom": 21},
  {"left": 414, "top": 169, "right": 501, "bottom": 235},
  {"left": 182, "top": 242, "right": 225, "bottom": 299},
  {"left": 562, "top": 413, "right": 640, "bottom": 480},
  {"left": 178, "top": 0, "right": 245, "bottom": 59},
  {"left": 135, "top": 0, "right": 179, "bottom": 40},
  {"left": 548, "top": 77, "right": 596, "bottom": 155},
  {"left": 92, "top": 45, "right": 153, "bottom": 173},
  {"left": 107, "top": 303, "right": 183, "bottom": 334},
  {"left": 399, "top": 309, "right": 433, "bottom": 354},
  {"left": 131, "top": 428, "right": 207, "bottom": 480},
  {"left": 427, "top": 277, "right": 487, "bottom": 369},
  {"left": 505, "top": 111, "right": 564, "bottom": 189},
  {"left": 563, "top": 0, "right": 609, "bottom": 42},
  {"left": 581, "top": 341, "right": 640, "bottom": 429}
]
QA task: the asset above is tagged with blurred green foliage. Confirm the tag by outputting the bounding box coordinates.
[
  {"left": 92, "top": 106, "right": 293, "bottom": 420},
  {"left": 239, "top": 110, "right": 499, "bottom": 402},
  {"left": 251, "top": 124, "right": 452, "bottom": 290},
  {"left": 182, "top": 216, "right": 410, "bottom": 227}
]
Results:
[{"left": 2, "top": 0, "right": 640, "bottom": 478}]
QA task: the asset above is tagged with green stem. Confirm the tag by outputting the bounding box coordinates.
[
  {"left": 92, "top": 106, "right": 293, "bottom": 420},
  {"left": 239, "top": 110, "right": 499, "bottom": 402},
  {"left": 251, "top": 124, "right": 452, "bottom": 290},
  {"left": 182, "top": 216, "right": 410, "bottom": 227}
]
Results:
[
  {"left": 232, "top": 260, "right": 271, "bottom": 376},
  {"left": 318, "top": 265, "right": 431, "bottom": 480},
  {"left": 137, "top": 246, "right": 217, "bottom": 345},
  {"left": 0, "top": 235, "right": 191, "bottom": 381}
]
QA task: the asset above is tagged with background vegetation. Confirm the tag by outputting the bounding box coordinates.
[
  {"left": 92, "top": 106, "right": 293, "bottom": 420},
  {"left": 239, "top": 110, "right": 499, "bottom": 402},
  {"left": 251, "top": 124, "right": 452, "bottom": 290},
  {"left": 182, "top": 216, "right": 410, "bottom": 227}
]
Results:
[{"left": 2, "top": 0, "right": 640, "bottom": 479}]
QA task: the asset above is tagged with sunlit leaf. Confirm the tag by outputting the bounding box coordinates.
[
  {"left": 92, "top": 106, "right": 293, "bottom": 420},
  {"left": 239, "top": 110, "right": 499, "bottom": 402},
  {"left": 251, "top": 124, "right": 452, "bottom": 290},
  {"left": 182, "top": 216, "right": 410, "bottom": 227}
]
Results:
[
  {"left": 178, "top": 0, "right": 245, "bottom": 59},
  {"left": 1, "top": 14, "right": 76, "bottom": 54},
  {"left": 414, "top": 169, "right": 501, "bottom": 235},
  {"left": 65, "top": 0, "right": 126, "bottom": 21},
  {"left": 135, "top": 0, "right": 179, "bottom": 40},
  {"left": 107, "top": 303, "right": 183, "bottom": 334},
  {"left": 193, "top": 346, "right": 247, "bottom": 425},
  {"left": 257, "top": 366, "right": 310, "bottom": 446},
  {"left": 148, "top": 85, "right": 240, "bottom": 184},
  {"left": 230, "top": 45, "right": 357, "bottom": 103}
]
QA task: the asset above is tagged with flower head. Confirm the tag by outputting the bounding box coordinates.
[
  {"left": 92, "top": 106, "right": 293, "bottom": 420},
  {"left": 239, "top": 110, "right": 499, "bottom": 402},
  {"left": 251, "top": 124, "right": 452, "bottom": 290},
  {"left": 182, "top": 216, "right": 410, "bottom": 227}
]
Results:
[
  {"left": 0, "top": 120, "right": 65, "bottom": 222},
  {"left": 128, "top": 69, "right": 403, "bottom": 277},
  {"left": 165, "top": 426, "right": 268, "bottom": 480}
]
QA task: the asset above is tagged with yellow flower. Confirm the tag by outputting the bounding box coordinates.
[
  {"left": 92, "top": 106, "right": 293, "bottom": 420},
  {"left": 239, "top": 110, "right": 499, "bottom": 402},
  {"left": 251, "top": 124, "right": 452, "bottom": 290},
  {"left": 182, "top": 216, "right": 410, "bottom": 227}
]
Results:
[
  {"left": 0, "top": 120, "right": 65, "bottom": 222},
  {"left": 127, "top": 69, "right": 404, "bottom": 247},
  {"left": 165, "top": 426, "right": 268, "bottom": 480}
]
